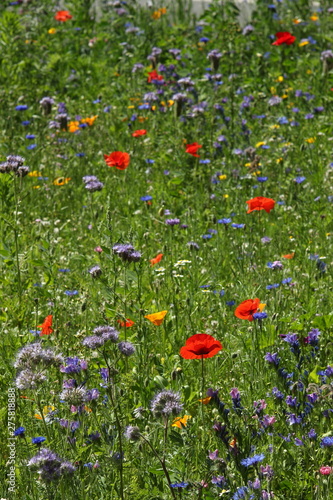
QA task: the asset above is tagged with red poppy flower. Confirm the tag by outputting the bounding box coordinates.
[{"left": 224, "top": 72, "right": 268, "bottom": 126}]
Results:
[
  {"left": 54, "top": 10, "right": 72, "bottom": 22},
  {"left": 104, "top": 151, "right": 130, "bottom": 170},
  {"left": 132, "top": 129, "right": 147, "bottom": 137},
  {"left": 234, "top": 299, "right": 261, "bottom": 321},
  {"left": 180, "top": 333, "right": 223, "bottom": 359},
  {"left": 117, "top": 319, "right": 135, "bottom": 327},
  {"left": 272, "top": 32, "right": 296, "bottom": 46},
  {"left": 147, "top": 70, "right": 164, "bottom": 83},
  {"left": 246, "top": 196, "right": 275, "bottom": 214},
  {"left": 150, "top": 253, "right": 163, "bottom": 266},
  {"left": 38, "top": 315, "right": 53, "bottom": 335},
  {"left": 185, "top": 142, "right": 202, "bottom": 157}
]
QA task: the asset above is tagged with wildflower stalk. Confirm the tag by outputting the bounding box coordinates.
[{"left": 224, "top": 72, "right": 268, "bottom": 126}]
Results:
[
  {"left": 139, "top": 433, "right": 177, "bottom": 500},
  {"left": 103, "top": 354, "right": 125, "bottom": 500}
]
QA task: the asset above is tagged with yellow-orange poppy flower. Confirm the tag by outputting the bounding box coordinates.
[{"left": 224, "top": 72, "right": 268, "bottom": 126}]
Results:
[
  {"left": 172, "top": 415, "right": 192, "bottom": 428},
  {"left": 53, "top": 177, "right": 71, "bottom": 186},
  {"left": 144, "top": 310, "right": 168, "bottom": 325}
]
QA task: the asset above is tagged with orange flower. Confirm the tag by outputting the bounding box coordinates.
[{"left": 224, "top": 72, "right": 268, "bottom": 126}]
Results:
[
  {"left": 234, "top": 299, "right": 261, "bottom": 321},
  {"left": 132, "top": 129, "right": 147, "bottom": 137},
  {"left": 104, "top": 152, "right": 130, "bottom": 170},
  {"left": 246, "top": 196, "right": 275, "bottom": 214},
  {"left": 80, "top": 116, "right": 98, "bottom": 126},
  {"left": 54, "top": 10, "right": 72, "bottom": 22},
  {"left": 198, "top": 396, "right": 212, "bottom": 405},
  {"left": 150, "top": 253, "right": 163, "bottom": 266},
  {"left": 38, "top": 315, "right": 53, "bottom": 335},
  {"left": 145, "top": 310, "right": 168, "bottom": 326},
  {"left": 172, "top": 415, "right": 191, "bottom": 428},
  {"left": 117, "top": 319, "right": 135, "bottom": 327},
  {"left": 185, "top": 142, "right": 202, "bottom": 157},
  {"left": 282, "top": 253, "right": 295, "bottom": 259},
  {"left": 68, "top": 121, "right": 80, "bottom": 133},
  {"left": 180, "top": 333, "right": 223, "bottom": 359}
]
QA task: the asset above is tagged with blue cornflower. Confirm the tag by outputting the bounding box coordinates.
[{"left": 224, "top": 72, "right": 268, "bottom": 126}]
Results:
[
  {"left": 232, "top": 223, "right": 245, "bottom": 229},
  {"left": 140, "top": 195, "right": 153, "bottom": 201},
  {"left": 233, "top": 486, "right": 248, "bottom": 500},
  {"left": 320, "top": 436, "right": 333, "bottom": 447},
  {"left": 64, "top": 290, "right": 78, "bottom": 296},
  {"left": 170, "top": 482, "right": 188, "bottom": 488},
  {"left": 145, "top": 159, "right": 155, "bottom": 164},
  {"left": 16, "top": 105, "right": 28, "bottom": 111},
  {"left": 27, "top": 144, "right": 37, "bottom": 150},
  {"left": 202, "top": 234, "right": 212, "bottom": 239},
  {"left": 22, "top": 121, "right": 31, "bottom": 125},
  {"left": 32, "top": 436, "right": 46, "bottom": 444},
  {"left": 295, "top": 438, "right": 304, "bottom": 446},
  {"left": 240, "top": 454, "right": 265, "bottom": 467},
  {"left": 199, "top": 37, "right": 210, "bottom": 43},
  {"left": 26, "top": 134, "right": 36, "bottom": 139},
  {"left": 278, "top": 116, "right": 289, "bottom": 125},
  {"left": 207, "top": 229, "right": 217, "bottom": 234},
  {"left": 59, "top": 268, "right": 70, "bottom": 273},
  {"left": 199, "top": 159, "right": 210, "bottom": 164},
  {"left": 266, "top": 283, "right": 279, "bottom": 290},
  {"left": 226, "top": 300, "right": 236, "bottom": 306},
  {"left": 294, "top": 176, "right": 306, "bottom": 184},
  {"left": 76, "top": 153, "right": 85, "bottom": 157},
  {"left": 257, "top": 177, "right": 268, "bottom": 182},
  {"left": 282, "top": 278, "right": 292, "bottom": 284},
  {"left": 253, "top": 312, "right": 267, "bottom": 320},
  {"left": 14, "top": 426, "right": 25, "bottom": 436},
  {"left": 218, "top": 218, "right": 232, "bottom": 224},
  {"left": 92, "top": 99, "right": 101, "bottom": 104}
]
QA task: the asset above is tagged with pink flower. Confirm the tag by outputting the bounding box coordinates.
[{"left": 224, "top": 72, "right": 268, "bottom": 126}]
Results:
[
  {"left": 94, "top": 246, "right": 103, "bottom": 253},
  {"left": 320, "top": 466, "right": 332, "bottom": 475}
]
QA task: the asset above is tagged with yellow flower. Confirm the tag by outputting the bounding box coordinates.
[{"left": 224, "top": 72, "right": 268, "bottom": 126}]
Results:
[
  {"left": 152, "top": 10, "right": 161, "bottom": 19},
  {"left": 223, "top": 194, "right": 229, "bottom": 199},
  {"left": 255, "top": 141, "right": 266, "bottom": 148},
  {"left": 33, "top": 185, "right": 40, "bottom": 189},
  {"left": 53, "top": 177, "right": 71, "bottom": 186},
  {"left": 305, "top": 137, "right": 316, "bottom": 144},
  {"left": 276, "top": 158, "right": 283, "bottom": 164},
  {"left": 144, "top": 310, "right": 168, "bottom": 326},
  {"left": 219, "top": 174, "right": 227, "bottom": 180},
  {"left": 299, "top": 40, "right": 309, "bottom": 47},
  {"left": 28, "top": 170, "right": 42, "bottom": 177},
  {"left": 307, "top": 69, "right": 312, "bottom": 75},
  {"left": 127, "top": 105, "right": 135, "bottom": 109},
  {"left": 276, "top": 76, "right": 284, "bottom": 82},
  {"left": 310, "top": 14, "right": 318, "bottom": 21},
  {"left": 245, "top": 163, "right": 251, "bottom": 167},
  {"left": 34, "top": 405, "right": 56, "bottom": 419},
  {"left": 138, "top": 116, "right": 147, "bottom": 123},
  {"left": 282, "top": 94, "right": 288, "bottom": 99},
  {"left": 258, "top": 303, "right": 266, "bottom": 312},
  {"left": 293, "top": 18, "right": 302, "bottom": 24},
  {"left": 167, "top": 100, "right": 174, "bottom": 107},
  {"left": 48, "top": 28, "right": 57, "bottom": 34},
  {"left": 270, "top": 87, "right": 276, "bottom": 94},
  {"left": 151, "top": 105, "right": 156, "bottom": 111},
  {"left": 172, "top": 415, "right": 192, "bottom": 428}
]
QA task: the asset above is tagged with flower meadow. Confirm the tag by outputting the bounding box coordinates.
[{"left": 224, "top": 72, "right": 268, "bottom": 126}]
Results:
[{"left": 2, "top": 0, "right": 333, "bottom": 498}]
